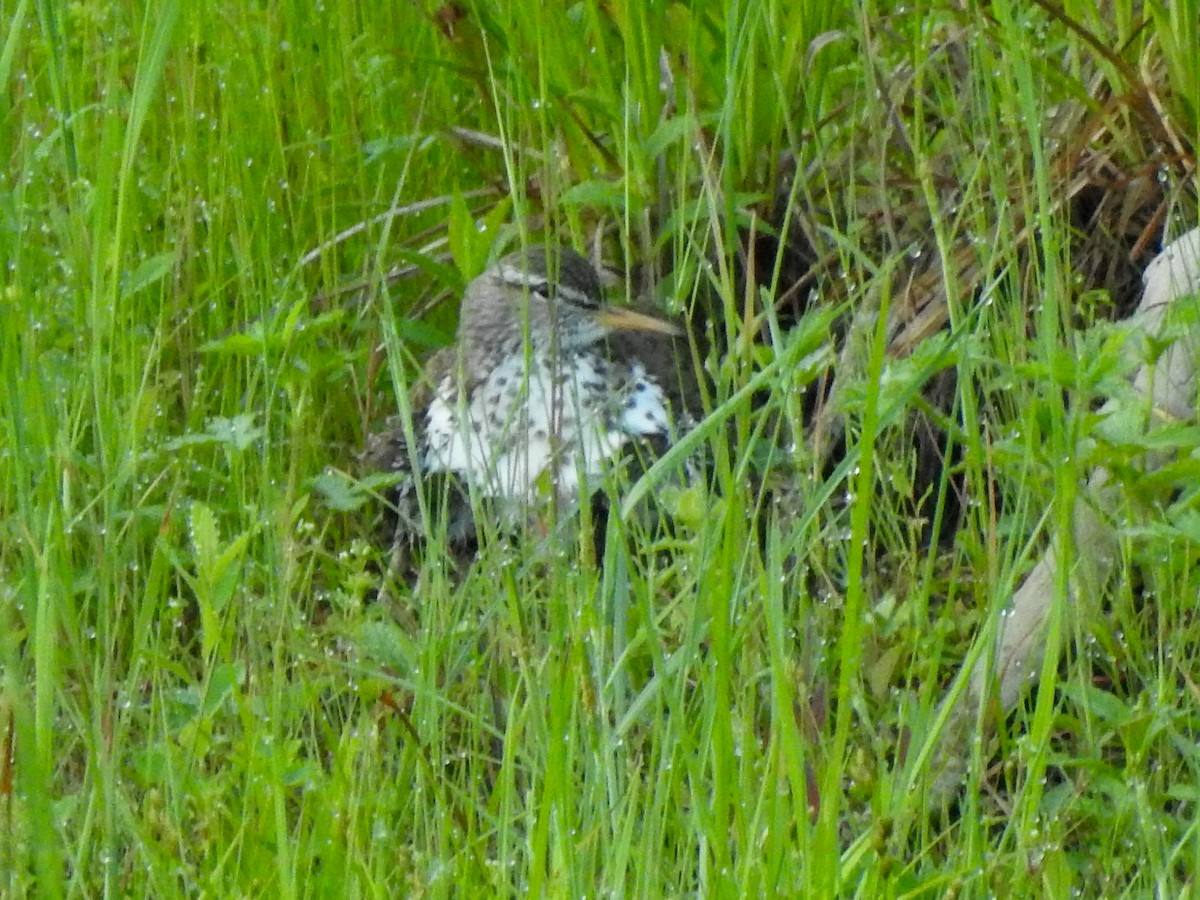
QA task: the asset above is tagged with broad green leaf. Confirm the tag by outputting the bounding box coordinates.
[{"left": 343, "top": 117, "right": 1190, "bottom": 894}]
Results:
[{"left": 121, "top": 251, "right": 176, "bottom": 298}]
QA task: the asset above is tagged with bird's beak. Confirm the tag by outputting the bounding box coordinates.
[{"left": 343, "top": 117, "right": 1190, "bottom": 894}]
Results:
[{"left": 595, "top": 306, "right": 683, "bottom": 336}]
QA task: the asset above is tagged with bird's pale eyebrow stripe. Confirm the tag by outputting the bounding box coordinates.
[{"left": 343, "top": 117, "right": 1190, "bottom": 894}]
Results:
[
  {"left": 499, "top": 264, "right": 551, "bottom": 296},
  {"left": 555, "top": 283, "right": 596, "bottom": 307},
  {"left": 497, "top": 261, "right": 597, "bottom": 307},
  {"left": 497, "top": 263, "right": 538, "bottom": 287}
]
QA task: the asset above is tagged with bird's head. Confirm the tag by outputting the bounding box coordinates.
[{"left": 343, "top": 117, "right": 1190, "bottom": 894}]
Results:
[{"left": 459, "top": 245, "right": 679, "bottom": 369}]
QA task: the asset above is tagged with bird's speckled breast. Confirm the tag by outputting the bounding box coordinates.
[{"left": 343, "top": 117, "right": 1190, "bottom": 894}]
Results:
[{"left": 423, "top": 350, "right": 672, "bottom": 502}]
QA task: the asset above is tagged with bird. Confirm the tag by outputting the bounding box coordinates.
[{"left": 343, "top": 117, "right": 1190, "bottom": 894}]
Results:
[{"left": 365, "top": 244, "right": 704, "bottom": 577}]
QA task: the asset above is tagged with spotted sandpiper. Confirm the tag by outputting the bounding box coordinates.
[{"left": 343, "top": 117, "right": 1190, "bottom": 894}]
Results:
[{"left": 366, "top": 244, "right": 702, "bottom": 573}]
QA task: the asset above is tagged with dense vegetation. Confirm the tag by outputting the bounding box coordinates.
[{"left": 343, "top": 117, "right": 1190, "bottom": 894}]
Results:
[{"left": 2, "top": 0, "right": 1198, "bottom": 895}]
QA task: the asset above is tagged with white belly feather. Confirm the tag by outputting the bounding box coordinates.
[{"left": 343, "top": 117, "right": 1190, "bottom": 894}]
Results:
[{"left": 423, "top": 352, "right": 671, "bottom": 502}]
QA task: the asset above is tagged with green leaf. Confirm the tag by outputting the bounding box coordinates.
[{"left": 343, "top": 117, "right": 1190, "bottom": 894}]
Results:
[
  {"left": 199, "top": 299, "right": 332, "bottom": 357},
  {"left": 1165, "top": 509, "right": 1200, "bottom": 545},
  {"left": 209, "top": 531, "right": 254, "bottom": 613},
  {"left": 189, "top": 502, "right": 256, "bottom": 659},
  {"left": 642, "top": 113, "right": 695, "bottom": 159},
  {"left": 393, "top": 247, "right": 465, "bottom": 295},
  {"left": 1061, "top": 680, "right": 1133, "bottom": 729},
  {"left": 190, "top": 502, "right": 223, "bottom": 660},
  {"left": 477, "top": 196, "right": 512, "bottom": 248},
  {"left": 358, "top": 618, "right": 419, "bottom": 671},
  {"left": 190, "top": 501, "right": 220, "bottom": 576},
  {"left": 199, "top": 329, "right": 268, "bottom": 357},
  {"left": 309, "top": 469, "right": 399, "bottom": 512},
  {"left": 560, "top": 179, "right": 629, "bottom": 212},
  {"left": 198, "top": 661, "right": 244, "bottom": 718},
  {"left": 204, "top": 414, "right": 264, "bottom": 453},
  {"left": 447, "top": 192, "right": 481, "bottom": 278},
  {"left": 121, "top": 251, "right": 176, "bottom": 298},
  {"left": 395, "top": 316, "right": 453, "bottom": 352}
]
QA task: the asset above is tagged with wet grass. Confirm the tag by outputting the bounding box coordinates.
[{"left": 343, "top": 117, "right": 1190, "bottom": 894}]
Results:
[{"left": 2, "top": 0, "right": 1199, "bottom": 895}]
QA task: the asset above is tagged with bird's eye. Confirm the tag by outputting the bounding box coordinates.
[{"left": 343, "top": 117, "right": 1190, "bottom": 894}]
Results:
[{"left": 529, "top": 280, "right": 552, "bottom": 299}]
